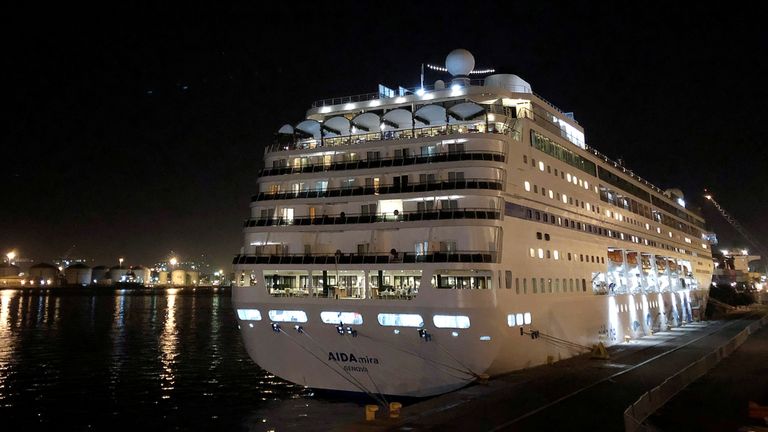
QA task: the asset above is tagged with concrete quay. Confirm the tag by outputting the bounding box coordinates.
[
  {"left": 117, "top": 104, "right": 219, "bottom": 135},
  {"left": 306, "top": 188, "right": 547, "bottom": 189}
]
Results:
[{"left": 336, "top": 308, "right": 768, "bottom": 431}]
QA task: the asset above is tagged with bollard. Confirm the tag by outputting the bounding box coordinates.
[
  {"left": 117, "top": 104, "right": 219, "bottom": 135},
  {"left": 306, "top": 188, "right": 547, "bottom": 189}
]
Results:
[
  {"left": 389, "top": 402, "right": 402, "bottom": 419},
  {"left": 365, "top": 404, "right": 379, "bottom": 421}
]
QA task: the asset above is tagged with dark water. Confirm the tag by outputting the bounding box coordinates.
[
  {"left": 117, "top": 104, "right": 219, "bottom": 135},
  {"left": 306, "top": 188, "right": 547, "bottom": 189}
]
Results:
[{"left": 0, "top": 288, "right": 361, "bottom": 431}]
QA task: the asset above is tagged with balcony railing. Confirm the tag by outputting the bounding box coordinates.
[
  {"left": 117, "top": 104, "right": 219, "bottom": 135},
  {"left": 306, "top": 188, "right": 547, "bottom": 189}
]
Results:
[
  {"left": 268, "top": 122, "right": 518, "bottom": 153},
  {"left": 233, "top": 250, "right": 498, "bottom": 265},
  {"left": 310, "top": 80, "right": 488, "bottom": 108},
  {"left": 244, "top": 207, "right": 501, "bottom": 227},
  {"left": 252, "top": 178, "right": 504, "bottom": 202},
  {"left": 261, "top": 151, "right": 505, "bottom": 177}
]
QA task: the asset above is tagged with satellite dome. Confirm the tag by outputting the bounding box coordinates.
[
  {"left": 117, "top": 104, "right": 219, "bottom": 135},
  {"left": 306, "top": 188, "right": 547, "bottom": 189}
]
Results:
[{"left": 445, "top": 49, "right": 475, "bottom": 77}]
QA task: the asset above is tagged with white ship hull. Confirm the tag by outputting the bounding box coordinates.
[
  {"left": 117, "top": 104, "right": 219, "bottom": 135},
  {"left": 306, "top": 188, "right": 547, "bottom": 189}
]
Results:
[{"left": 233, "top": 286, "right": 707, "bottom": 397}]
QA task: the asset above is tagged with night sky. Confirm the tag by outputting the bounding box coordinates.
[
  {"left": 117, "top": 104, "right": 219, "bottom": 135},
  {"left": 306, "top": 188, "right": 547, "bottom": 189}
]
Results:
[{"left": 3, "top": 3, "right": 767, "bottom": 270}]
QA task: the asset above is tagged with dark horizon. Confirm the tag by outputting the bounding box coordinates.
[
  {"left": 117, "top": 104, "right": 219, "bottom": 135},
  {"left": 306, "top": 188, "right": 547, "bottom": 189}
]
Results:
[{"left": 3, "top": 2, "right": 767, "bottom": 270}]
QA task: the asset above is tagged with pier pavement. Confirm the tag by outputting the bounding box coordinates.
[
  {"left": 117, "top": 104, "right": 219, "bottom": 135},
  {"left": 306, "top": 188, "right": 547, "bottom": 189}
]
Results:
[{"left": 336, "top": 307, "right": 768, "bottom": 431}]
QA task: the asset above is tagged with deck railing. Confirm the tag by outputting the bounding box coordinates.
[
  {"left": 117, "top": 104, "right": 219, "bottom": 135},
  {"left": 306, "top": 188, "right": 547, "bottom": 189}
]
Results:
[
  {"left": 268, "top": 122, "right": 518, "bottom": 153},
  {"left": 244, "top": 207, "right": 501, "bottom": 227},
  {"left": 252, "top": 178, "right": 503, "bottom": 201},
  {"left": 261, "top": 151, "right": 505, "bottom": 177},
  {"left": 233, "top": 250, "right": 497, "bottom": 265}
]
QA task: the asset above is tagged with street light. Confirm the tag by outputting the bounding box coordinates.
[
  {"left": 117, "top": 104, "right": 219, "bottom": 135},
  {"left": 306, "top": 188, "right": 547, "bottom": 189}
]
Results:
[
  {"left": 170, "top": 257, "right": 178, "bottom": 267},
  {"left": 6, "top": 251, "right": 16, "bottom": 265},
  {"left": 119, "top": 257, "right": 124, "bottom": 268}
]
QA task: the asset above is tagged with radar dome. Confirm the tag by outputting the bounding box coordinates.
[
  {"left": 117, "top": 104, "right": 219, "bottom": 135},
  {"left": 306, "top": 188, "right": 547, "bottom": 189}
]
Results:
[{"left": 445, "top": 49, "right": 475, "bottom": 77}]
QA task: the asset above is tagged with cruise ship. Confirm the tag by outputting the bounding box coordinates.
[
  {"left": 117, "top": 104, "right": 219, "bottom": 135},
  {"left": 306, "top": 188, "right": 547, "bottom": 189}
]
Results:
[{"left": 232, "top": 49, "right": 713, "bottom": 397}]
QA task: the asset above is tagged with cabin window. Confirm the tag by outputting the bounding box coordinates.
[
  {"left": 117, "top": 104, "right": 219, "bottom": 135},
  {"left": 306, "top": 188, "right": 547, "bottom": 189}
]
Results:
[
  {"left": 377, "top": 313, "right": 424, "bottom": 327},
  {"left": 268, "top": 310, "right": 308, "bottom": 323},
  {"left": 237, "top": 309, "right": 262, "bottom": 321},
  {"left": 433, "top": 315, "right": 470, "bottom": 329},
  {"left": 321, "top": 311, "right": 363, "bottom": 325}
]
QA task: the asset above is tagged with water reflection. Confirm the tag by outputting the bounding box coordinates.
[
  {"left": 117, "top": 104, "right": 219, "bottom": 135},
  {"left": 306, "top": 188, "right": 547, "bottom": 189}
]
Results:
[
  {"left": 160, "top": 288, "right": 179, "bottom": 399},
  {"left": 0, "top": 290, "right": 16, "bottom": 401},
  {"left": 109, "top": 293, "right": 127, "bottom": 393},
  {"left": 0, "top": 288, "right": 350, "bottom": 431}
]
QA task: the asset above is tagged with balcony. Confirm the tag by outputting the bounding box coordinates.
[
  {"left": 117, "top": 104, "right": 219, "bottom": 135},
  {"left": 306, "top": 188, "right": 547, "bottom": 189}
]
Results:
[
  {"left": 252, "top": 178, "right": 504, "bottom": 202},
  {"left": 261, "top": 151, "right": 505, "bottom": 177},
  {"left": 269, "top": 122, "right": 517, "bottom": 153},
  {"left": 244, "top": 207, "right": 501, "bottom": 228},
  {"left": 232, "top": 250, "right": 497, "bottom": 265}
]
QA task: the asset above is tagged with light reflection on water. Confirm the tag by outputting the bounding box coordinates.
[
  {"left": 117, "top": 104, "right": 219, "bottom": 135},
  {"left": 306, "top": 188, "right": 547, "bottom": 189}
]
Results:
[{"left": 0, "top": 288, "right": 361, "bottom": 431}]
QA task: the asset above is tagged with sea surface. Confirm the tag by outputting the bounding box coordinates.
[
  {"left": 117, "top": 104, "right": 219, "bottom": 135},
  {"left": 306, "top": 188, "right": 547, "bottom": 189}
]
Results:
[{"left": 0, "top": 288, "right": 362, "bottom": 431}]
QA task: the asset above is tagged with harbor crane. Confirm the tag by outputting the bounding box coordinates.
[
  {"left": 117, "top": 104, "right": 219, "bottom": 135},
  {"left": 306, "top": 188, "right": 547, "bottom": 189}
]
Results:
[{"left": 704, "top": 190, "right": 768, "bottom": 272}]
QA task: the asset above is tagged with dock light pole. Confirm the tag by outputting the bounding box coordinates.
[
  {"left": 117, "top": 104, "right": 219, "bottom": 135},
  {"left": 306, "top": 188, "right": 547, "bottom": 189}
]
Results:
[
  {"left": 119, "top": 257, "right": 124, "bottom": 269},
  {"left": 6, "top": 251, "right": 15, "bottom": 265}
]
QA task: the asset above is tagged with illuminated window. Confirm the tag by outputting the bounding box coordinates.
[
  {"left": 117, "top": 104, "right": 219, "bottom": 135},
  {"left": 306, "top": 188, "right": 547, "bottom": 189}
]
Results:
[
  {"left": 538, "top": 161, "right": 545, "bottom": 171},
  {"left": 548, "top": 190, "right": 554, "bottom": 199},
  {"left": 524, "top": 181, "right": 531, "bottom": 191},
  {"left": 562, "top": 194, "right": 568, "bottom": 203},
  {"left": 566, "top": 173, "right": 572, "bottom": 182},
  {"left": 507, "top": 314, "right": 517, "bottom": 326},
  {"left": 377, "top": 313, "right": 424, "bottom": 327},
  {"left": 320, "top": 311, "right": 363, "bottom": 325},
  {"left": 433, "top": 315, "right": 470, "bottom": 329},
  {"left": 237, "top": 309, "right": 262, "bottom": 321},
  {"left": 537, "top": 248, "right": 544, "bottom": 259},
  {"left": 584, "top": 181, "right": 589, "bottom": 189},
  {"left": 529, "top": 248, "right": 535, "bottom": 257},
  {"left": 268, "top": 310, "right": 308, "bottom": 323},
  {"left": 553, "top": 250, "right": 560, "bottom": 260},
  {"left": 524, "top": 312, "right": 532, "bottom": 324}
]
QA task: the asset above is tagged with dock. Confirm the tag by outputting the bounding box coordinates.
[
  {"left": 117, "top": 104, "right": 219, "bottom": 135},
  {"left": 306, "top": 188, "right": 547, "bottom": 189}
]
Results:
[{"left": 335, "top": 307, "right": 768, "bottom": 431}]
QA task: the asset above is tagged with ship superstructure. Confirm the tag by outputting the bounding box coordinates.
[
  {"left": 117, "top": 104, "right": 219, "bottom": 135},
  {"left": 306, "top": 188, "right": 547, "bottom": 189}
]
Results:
[{"left": 232, "top": 49, "right": 712, "bottom": 397}]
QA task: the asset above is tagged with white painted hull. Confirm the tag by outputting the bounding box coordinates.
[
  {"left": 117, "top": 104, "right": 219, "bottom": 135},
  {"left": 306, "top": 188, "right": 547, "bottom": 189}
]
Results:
[{"left": 233, "top": 287, "right": 707, "bottom": 397}]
